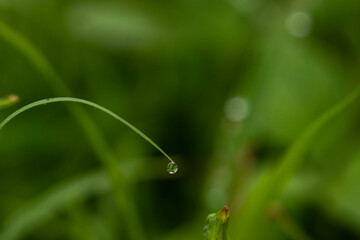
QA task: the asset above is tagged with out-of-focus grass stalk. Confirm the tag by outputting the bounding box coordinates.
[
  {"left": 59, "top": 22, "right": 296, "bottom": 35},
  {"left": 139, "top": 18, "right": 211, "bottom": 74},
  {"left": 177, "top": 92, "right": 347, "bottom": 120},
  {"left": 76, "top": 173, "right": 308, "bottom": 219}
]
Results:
[
  {"left": 0, "top": 171, "right": 110, "bottom": 240},
  {"left": 234, "top": 85, "right": 360, "bottom": 239},
  {"left": 0, "top": 19, "right": 145, "bottom": 240},
  {"left": 0, "top": 156, "right": 169, "bottom": 240}
]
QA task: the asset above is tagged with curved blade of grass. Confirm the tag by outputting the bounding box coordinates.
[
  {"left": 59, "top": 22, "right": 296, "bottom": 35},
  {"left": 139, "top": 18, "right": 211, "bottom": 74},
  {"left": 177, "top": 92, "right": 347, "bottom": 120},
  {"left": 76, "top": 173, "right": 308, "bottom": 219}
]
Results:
[
  {"left": 234, "top": 85, "right": 360, "bottom": 239},
  {"left": 0, "top": 171, "right": 110, "bottom": 240},
  {"left": 0, "top": 97, "right": 175, "bottom": 164}
]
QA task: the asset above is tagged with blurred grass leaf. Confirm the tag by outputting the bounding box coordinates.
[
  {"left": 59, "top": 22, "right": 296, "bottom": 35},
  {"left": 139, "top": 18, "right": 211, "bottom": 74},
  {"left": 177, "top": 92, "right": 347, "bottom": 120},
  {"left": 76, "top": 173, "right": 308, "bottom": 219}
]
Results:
[
  {"left": 66, "top": 2, "right": 166, "bottom": 49},
  {"left": 233, "top": 85, "right": 360, "bottom": 239},
  {"left": 0, "top": 171, "right": 110, "bottom": 240},
  {"left": 204, "top": 206, "right": 230, "bottom": 240}
]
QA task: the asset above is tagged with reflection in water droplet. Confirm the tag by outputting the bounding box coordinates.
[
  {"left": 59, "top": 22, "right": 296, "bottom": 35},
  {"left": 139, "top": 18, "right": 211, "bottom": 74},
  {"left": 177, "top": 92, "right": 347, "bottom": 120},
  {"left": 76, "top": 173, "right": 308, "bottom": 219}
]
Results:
[{"left": 167, "top": 162, "right": 178, "bottom": 174}]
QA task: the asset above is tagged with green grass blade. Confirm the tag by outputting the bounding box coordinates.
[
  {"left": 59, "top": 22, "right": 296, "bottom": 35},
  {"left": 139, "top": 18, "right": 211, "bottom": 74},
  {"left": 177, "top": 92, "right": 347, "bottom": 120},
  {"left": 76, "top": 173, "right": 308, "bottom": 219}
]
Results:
[
  {"left": 234, "top": 85, "right": 360, "bottom": 239},
  {"left": 0, "top": 97, "right": 176, "bottom": 240},
  {"left": 204, "top": 206, "right": 230, "bottom": 240},
  {"left": 0, "top": 97, "right": 175, "bottom": 164}
]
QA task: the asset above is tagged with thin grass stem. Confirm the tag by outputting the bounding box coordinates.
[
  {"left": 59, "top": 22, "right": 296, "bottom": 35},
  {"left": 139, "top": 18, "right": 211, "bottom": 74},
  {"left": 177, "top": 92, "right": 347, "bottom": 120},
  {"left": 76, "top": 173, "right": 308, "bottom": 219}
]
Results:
[{"left": 0, "top": 97, "right": 175, "bottom": 164}]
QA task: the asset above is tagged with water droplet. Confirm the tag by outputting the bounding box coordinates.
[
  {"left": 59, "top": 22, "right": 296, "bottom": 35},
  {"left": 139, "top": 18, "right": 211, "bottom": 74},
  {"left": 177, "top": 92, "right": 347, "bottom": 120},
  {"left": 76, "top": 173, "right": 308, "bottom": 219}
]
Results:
[{"left": 167, "top": 162, "right": 178, "bottom": 174}]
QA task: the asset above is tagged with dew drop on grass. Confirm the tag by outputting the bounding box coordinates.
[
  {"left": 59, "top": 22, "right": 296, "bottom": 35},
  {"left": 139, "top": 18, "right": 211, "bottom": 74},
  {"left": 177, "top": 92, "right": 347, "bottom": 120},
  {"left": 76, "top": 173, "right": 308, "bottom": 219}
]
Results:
[{"left": 167, "top": 162, "right": 178, "bottom": 174}]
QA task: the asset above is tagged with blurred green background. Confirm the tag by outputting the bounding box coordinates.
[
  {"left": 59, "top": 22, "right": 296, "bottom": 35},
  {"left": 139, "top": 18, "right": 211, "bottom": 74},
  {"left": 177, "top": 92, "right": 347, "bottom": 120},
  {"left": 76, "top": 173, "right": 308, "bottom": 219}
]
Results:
[{"left": 0, "top": 0, "right": 360, "bottom": 239}]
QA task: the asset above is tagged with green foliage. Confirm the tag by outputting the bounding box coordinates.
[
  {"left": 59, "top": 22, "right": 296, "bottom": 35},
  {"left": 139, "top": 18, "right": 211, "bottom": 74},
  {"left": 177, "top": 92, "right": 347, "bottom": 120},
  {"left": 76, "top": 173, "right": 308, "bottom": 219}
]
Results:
[
  {"left": 0, "top": 97, "right": 175, "bottom": 240},
  {"left": 0, "top": 0, "right": 360, "bottom": 239},
  {"left": 0, "top": 18, "right": 146, "bottom": 240},
  {"left": 204, "top": 206, "right": 230, "bottom": 240},
  {"left": 233, "top": 85, "right": 360, "bottom": 239},
  {"left": 0, "top": 171, "right": 110, "bottom": 240},
  {"left": 0, "top": 97, "right": 175, "bottom": 165}
]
